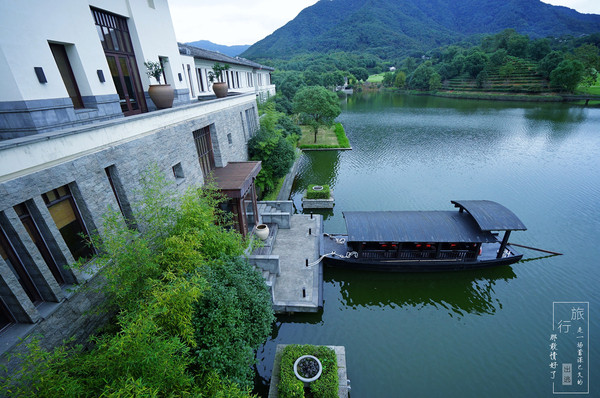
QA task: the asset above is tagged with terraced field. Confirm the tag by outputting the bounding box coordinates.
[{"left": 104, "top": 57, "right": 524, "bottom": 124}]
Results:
[{"left": 442, "top": 58, "right": 553, "bottom": 95}]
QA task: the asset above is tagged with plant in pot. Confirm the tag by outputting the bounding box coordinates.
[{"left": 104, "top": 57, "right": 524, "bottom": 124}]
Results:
[
  {"left": 208, "top": 63, "right": 230, "bottom": 98},
  {"left": 144, "top": 60, "right": 174, "bottom": 109}
]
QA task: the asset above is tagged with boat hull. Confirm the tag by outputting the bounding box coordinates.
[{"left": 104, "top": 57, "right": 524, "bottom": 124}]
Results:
[{"left": 321, "top": 234, "right": 522, "bottom": 272}]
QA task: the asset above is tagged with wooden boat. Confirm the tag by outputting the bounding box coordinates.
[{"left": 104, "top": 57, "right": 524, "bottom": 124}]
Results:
[{"left": 321, "top": 200, "right": 527, "bottom": 272}]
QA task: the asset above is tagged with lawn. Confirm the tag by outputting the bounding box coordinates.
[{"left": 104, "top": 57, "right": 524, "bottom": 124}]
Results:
[
  {"left": 298, "top": 123, "right": 350, "bottom": 149},
  {"left": 367, "top": 73, "right": 385, "bottom": 83}
]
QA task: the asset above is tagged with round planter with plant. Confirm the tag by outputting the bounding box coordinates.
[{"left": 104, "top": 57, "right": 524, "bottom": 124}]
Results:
[
  {"left": 208, "top": 62, "right": 230, "bottom": 98},
  {"left": 293, "top": 355, "right": 323, "bottom": 385},
  {"left": 145, "top": 60, "right": 174, "bottom": 109}
]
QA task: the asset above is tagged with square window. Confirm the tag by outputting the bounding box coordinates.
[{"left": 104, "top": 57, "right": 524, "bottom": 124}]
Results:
[{"left": 172, "top": 162, "right": 185, "bottom": 180}]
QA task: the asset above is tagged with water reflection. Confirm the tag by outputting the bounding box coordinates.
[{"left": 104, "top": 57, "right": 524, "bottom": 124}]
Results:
[{"left": 328, "top": 266, "right": 516, "bottom": 317}]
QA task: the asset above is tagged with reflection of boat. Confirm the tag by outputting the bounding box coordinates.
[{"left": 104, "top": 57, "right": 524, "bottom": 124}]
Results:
[
  {"left": 321, "top": 200, "right": 526, "bottom": 272},
  {"left": 328, "top": 266, "right": 517, "bottom": 316}
]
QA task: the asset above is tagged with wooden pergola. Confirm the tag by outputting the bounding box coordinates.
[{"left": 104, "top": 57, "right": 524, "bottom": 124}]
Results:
[{"left": 211, "top": 161, "right": 261, "bottom": 237}]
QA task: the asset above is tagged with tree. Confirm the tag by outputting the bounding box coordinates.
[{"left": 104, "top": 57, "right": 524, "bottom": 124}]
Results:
[
  {"left": 394, "top": 71, "right": 407, "bottom": 88},
  {"left": 506, "top": 34, "right": 529, "bottom": 58},
  {"left": 428, "top": 73, "right": 442, "bottom": 91},
  {"left": 528, "top": 38, "right": 551, "bottom": 61},
  {"left": 464, "top": 51, "right": 488, "bottom": 78},
  {"left": 550, "top": 59, "right": 584, "bottom": 92},
  {"left": 573, "top": 44, "right": 600, "bottom": 86},
  {"left": 408, "top": 62, "right": 437, "bottom": 90},
  {"left": 489, "top": 49, "right": 508, "bottom": 67},
  {"left": 538, "top": 51, "right": 564, "bottom": 78},
  {"left": 293, "top": 86, "right": 341, "bottom": 143},
  {"left": 382, "top": 72, "right": 395, "bottom": 87},
  {"left": 476, "top": 70, "right": 489, "bottom": 88},
  {"left": 273, "top": 71, "right": 306, "bottom": 101},
  {"left": 350, "top": 67, "right": 369, "bottom": 82}
]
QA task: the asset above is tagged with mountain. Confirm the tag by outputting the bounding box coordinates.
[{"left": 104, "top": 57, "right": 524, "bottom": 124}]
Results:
[
  {"left": 185, "top": 40, "right": 250, "bottom": 57},
  {"left": 241, "top": 0, "right": 600, "bottom": 60}
]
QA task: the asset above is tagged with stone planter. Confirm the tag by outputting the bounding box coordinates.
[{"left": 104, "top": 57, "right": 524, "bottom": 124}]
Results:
[
  {"left": 212, "top": 82, "right": 228, "bottom": 98},
  {"left": 293, "top": 355, "right": 322, "bottom": 386},
  {"left": 302, "top": 189, "right": 335, "bottom": 209},
  {"left": 255, "top": 224, "right": 269, "bottom": 241},
  {"left": 148, "top": 84, "right": 174, "bottom": 109}
]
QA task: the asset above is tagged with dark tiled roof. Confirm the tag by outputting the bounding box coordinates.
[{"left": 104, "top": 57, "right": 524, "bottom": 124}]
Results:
[
  {"left": 178, "top": 43, "right": 274, "bottom": 71},
  {"left": 343, "top": 211, "right": 497, "bottom": 243}
]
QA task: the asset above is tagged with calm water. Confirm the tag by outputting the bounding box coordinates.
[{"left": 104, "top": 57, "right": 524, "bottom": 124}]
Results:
[{"left": 255, "top": 93, "right": 600, "bottom": 397}]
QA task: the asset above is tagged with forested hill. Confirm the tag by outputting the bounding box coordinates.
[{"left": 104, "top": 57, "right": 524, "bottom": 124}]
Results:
[
  {"left": 185, "top": 40, "right": 250, "bottom": 57},
  {"left": 241, "top": 0, "right": 600, "bottom": 60}
]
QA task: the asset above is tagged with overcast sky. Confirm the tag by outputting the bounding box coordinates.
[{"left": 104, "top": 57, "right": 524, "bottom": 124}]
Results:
[{"left": 168, "top": 0, "right": 600, "bottom": 46}]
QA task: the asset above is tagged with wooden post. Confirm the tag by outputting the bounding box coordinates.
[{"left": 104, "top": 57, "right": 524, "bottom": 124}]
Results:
[{"left": 497, "top": 230, "right": 511, "bottom": 259}]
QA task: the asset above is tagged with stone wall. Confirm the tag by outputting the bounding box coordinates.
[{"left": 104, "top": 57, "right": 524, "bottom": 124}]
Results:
[{"left": 0, "top": 95, "right": 259, "bottom": 369}]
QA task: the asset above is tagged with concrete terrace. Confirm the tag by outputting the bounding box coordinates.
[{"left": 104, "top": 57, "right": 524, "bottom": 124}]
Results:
[{"left": 271, "top": 214, "right": 322, "bottom": 313}]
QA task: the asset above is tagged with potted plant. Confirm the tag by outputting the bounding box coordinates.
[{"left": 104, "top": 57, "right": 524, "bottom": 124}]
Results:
[
  {"left": 293, "top": 355, "right": 323, "bottom": 386},
  {"left": 144, "top": 60, "right": 174, "bottom": 109},
  {"left": 208, "top": 63, "right": 230, "bottom": 98}
]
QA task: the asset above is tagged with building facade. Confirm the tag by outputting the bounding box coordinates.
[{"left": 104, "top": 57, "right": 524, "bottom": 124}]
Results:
[{"left": 0, "top": 0, "right": 270, "bottom": 371}]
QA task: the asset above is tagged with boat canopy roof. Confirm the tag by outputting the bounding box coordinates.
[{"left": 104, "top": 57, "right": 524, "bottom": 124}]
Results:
[
  {"left": 451, "top": 200, "right": 527, "bottom": 231},
  {"left": 343, "top": 211, "right": 498, "bottom": 243}
]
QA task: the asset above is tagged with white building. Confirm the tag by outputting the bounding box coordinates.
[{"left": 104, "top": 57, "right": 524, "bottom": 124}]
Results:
[
  {"left": 179, "top": 43, "right": 275, "bottom": 102},
  {"left": 0, "top": 0, "right": 272, "bottom": 369}
]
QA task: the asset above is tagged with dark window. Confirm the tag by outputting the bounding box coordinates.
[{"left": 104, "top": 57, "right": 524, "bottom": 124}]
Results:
[
  {"left": 14, "top": 203, "right": 65, "bottom": 286},
  {"left": 245, "top": 109, "right": 258, "bottom": 136},
  {"left": 0, "top": 298, "right": 15, "bottom": 332},
  {"left": 159, "top": 57, "right": 169, "bottom": 84},
  {"left": 172, "top": 163, "right": 184, "bottom": 179},
  {"left": 105, "top": 166, "right": 125, "bottom": 216},
  {"left": 187, "top": 64, "right": 194, "bottom": 97},
  {"left": 42, "top": 185, "right": 94, "bottom": 262},
  {"left": 0, "top": 225, "right": 42, "bottom": 305},
  {"left": 49, "top": 43, "right": 84, "bottom": 109},
  {"left": 197, "top": 68, "right": 205, "bottom": 92},
  {"left": 227, "top": 133, "right": 233, "bottom": 145},
  {"left": 193, "top": 127, "right": 215, "bottom": 180},
  {"left": 92, "top": 7, "right": 146, "bottom": 115}
]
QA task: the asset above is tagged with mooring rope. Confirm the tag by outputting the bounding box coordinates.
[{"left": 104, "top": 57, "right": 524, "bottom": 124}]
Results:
[
  {"left": 306, "top": 251, "right": 358, "bottom": 267},
  {"left": 324, "top": 233, "right": 346, "bottom": 244}
]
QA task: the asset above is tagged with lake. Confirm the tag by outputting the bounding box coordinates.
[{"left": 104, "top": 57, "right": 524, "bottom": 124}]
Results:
[{"left": 255, "top": 93, "right": 600, "bottom": 397}]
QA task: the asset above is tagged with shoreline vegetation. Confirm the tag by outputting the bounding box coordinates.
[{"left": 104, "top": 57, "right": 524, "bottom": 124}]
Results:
[{"left": 298, "top": 123, "right": 351, "bottom": 150}]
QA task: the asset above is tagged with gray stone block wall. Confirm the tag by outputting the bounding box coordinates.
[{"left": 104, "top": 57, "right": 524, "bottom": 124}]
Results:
[
  {"left": 0, "top": 95, "right": 124, "bottom": 140},
  {"left": 0, "top": 97, "right": 258, "bottom": 369}
]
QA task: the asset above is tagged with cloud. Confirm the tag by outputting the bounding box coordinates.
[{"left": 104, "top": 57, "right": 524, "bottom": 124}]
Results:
[{"left": 169, "top": 0, "right": 319, "bottom": 45}]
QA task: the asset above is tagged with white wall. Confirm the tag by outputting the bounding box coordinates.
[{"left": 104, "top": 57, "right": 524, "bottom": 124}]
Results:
[
  {"left": 0, "top": 0, "right": 115, "bottom": 102},
  {"left": 123, "top": 0, "right": 187, "bottom": 92},
  {"left": 0, "top": 0, "right": 188, "bottom": 103}
]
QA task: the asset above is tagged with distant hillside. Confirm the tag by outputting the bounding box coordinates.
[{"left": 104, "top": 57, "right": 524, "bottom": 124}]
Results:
[
  {"left": 185, "top": 40, "right": 250, "bottom": 57},
  {"left": 241, "top": 0, "right": 600, "bottom": 60}
]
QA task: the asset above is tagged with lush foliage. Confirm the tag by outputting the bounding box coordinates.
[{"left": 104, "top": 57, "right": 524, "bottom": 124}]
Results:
[
  {"left": 278, "top": 345, "right": 338, "bottom": 398},
  {"left": 144, "top": 60, "right": 164, "bottom": 84},
  {"left": 306, "top": 184, "right": 331, "bottom": 199},
  {"left": 1, "top": 167, "right": 274, "bottom": 397},
  {"left": 248, "top": 103, "right": 298, "bottom": 196},
  {"left": 208, "top": 62, "right": 230, "bottom": 83},
  {"left": 193, "top": 257, "right": 274, "bottom": 388},
  {"left": 241, "top": 0, "right": 600, "bottom": 61},
  {"left": 293, "top": 86, "right": 341, "bottom": 143}
]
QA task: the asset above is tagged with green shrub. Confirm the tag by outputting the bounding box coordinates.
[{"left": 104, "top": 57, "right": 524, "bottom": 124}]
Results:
[
  {"left": 333, "top": 123, "right": 350, "bottom": 148},
  {"left": 306, "top": 184, "right": 330, "bottom": 199},
  {"left": 193, "top": 257, "right": 275, "bottom": 389},
  {"left": 278, "top": 344, "right": 338, "bottom": 398}
]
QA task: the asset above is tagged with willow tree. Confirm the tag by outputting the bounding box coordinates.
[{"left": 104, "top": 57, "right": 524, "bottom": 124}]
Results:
[{"left": 293, "top": 86, "right": 341, "bottom": 143}]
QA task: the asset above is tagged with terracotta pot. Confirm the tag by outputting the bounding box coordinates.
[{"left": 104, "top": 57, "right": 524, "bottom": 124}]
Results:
[
  {"left": 212, "top": 82, "right": 228, "bottom": 98},
  {"left": 148, "top": 84, "right": 174, "bottom": 109},
  {"left": 255, "top": 224, "right": 269, "bottom": 241}
]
